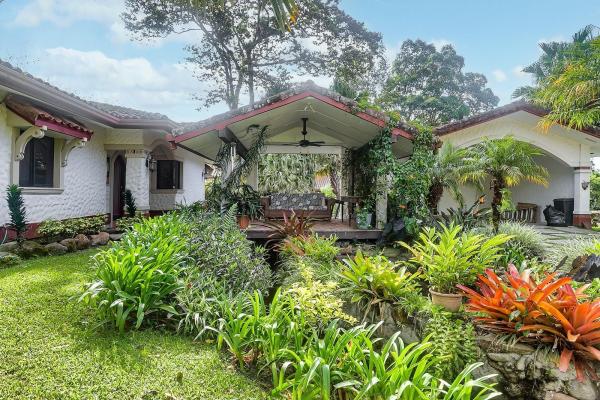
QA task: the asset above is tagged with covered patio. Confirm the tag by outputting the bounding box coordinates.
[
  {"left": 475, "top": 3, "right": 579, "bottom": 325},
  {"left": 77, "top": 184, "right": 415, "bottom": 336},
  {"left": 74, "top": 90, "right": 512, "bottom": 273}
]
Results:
[{"left": 169, "top": 82, "right": 414, "bottom": 239}]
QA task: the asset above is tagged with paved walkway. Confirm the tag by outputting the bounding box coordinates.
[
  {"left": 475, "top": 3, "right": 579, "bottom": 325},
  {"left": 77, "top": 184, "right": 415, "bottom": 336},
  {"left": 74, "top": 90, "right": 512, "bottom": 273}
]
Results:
[{"left": 531, "top": 224, "right": 600, "bottom": 245}]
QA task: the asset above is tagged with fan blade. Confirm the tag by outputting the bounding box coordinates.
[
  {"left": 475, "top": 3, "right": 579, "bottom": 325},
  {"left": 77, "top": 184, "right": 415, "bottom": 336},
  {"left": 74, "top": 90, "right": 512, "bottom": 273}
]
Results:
[{"left": 309, "top": 141, "right": 325, "bottom": 144}]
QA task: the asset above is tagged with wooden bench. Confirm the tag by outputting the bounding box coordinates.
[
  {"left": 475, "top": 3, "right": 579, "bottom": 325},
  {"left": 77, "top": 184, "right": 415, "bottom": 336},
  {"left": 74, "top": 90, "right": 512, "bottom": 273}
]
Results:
[{"left": 502, "top": 202, "right": 538, "bottom": 224}]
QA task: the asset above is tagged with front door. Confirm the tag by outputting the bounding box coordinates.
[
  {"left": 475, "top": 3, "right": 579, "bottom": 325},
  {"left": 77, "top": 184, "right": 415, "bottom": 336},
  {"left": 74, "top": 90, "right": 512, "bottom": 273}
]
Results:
[{"left": 112, "top": 155, "right": 126, "bottom": 220}]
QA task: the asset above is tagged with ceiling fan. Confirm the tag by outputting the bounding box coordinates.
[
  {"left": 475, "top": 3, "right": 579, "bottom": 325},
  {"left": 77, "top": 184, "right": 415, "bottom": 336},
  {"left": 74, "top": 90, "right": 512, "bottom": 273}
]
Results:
[{"left": 280, "top": 118, "right": 325, "bottom": 147}]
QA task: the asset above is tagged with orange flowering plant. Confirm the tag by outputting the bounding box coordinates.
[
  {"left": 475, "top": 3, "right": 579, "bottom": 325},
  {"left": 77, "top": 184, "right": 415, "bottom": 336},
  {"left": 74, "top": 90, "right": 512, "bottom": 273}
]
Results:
[{"left": 458, "top": 265, "right": 600, "bottom": 381}]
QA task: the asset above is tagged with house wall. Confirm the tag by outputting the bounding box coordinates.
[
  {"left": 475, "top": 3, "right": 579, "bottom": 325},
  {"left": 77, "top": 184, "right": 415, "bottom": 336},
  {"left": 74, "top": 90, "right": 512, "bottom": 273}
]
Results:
[{"left": 438, "top": 153, "right": 574, "bottom": 223}]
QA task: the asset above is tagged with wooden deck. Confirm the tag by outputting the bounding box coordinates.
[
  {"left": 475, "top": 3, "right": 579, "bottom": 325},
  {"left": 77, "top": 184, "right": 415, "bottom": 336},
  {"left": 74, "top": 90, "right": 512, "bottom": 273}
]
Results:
[{"left": 245, "top": 219, "right": 382, "bottom": 240}]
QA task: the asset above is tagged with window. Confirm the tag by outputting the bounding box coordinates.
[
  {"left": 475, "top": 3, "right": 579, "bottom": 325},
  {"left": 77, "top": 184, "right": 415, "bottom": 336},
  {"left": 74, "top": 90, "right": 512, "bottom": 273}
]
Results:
[
  {"left": 156, "top": 160, "right": 182, "bottom": 190},
  {"left": 19, "top": 136, "right": 55, "bottom": 188}
]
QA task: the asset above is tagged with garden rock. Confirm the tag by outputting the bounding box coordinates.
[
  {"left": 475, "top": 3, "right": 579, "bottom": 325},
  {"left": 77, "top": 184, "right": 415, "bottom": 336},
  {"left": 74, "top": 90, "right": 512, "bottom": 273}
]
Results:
[
  {"left": 0, "top": 251, "right": 20, "bottom": 267},
  {"left": 59, "top": 238, "right": 78, "bottom": 252},
  {"left": 45, "top": 242, "right": 68, "bottom": 255},
  {"left": 3, "top": 241, "right": 49, "bottom": 258},
  {"left": 74, "top": 234, "right": 91, "bottom": 250},
  {"left": 90, "top": 232, "right": 110, "bottom": 246},
  {"left": 109, "top": 233, "right": 122, "bottom": 241},
  {"left": 0, "top": 241, "right": 19, "bottom": 253}
]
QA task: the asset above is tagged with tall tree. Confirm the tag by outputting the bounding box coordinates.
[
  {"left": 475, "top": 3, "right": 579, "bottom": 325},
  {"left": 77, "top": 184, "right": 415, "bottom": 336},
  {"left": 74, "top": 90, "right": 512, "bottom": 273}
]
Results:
[
  {"left": 462, "top": 137, "right": 549, "bottom": 231},
  {"left": 381, "top": 40, "right": 498, "bottom": 125},
  {"left": 513, "top": 25, "right": 596, "bottom": 99},
  {"left": 122, "top": 0, "right": 383, "bottom": 110}
]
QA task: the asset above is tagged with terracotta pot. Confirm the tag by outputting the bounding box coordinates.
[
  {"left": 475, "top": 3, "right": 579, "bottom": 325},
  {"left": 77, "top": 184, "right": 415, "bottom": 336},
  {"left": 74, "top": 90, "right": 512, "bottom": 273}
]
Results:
[
  {"left": 238, "top": 215, "right": 250, "bottom": 229},
  {"left": 429, "top": 288, "right": 463, "bottom": 312}
]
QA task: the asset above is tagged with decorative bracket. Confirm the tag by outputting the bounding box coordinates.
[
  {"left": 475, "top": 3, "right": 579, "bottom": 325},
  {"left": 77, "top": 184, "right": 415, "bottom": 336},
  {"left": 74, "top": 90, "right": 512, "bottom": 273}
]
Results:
[
  {"left": 15, "top": 125, "right": 47, "bottom": 161},
  {"left": 0, "top": 103, "right": 7, "bottom": 122},
  {"left": 61, "top": 137, "right": 87, "bottom": 167}
]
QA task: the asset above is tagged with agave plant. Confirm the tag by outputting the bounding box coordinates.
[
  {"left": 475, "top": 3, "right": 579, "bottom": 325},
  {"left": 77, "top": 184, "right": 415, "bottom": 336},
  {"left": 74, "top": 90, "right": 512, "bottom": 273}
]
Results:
[{"left": 459, "top": 265, "right": 600, "bottom": 381}]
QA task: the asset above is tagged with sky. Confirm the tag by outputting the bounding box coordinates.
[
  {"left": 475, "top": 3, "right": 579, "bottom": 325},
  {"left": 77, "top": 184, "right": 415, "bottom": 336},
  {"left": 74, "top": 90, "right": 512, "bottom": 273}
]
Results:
[{"left": 0, "top": 0, "right": 598, "bottom": 122}]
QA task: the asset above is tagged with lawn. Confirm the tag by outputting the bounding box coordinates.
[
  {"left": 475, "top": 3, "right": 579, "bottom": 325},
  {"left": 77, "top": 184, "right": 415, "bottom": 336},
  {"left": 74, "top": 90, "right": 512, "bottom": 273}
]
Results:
[{"left": 0, "top": 250, "right": 267, "bottom": 400}]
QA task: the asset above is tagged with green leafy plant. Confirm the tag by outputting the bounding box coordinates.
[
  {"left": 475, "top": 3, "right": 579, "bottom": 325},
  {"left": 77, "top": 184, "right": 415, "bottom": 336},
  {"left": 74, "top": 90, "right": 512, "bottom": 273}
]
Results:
[
  {"left": 401, "top": 223, "right": 510, "bottom": 294},
  {"left": 355, "top": 206, "right": 372, "bottom": 229},
  {"left": 278, "top": 234, "right": 339, "bottom": 283},
  {"left": 260, "top": 211, "right": 314, "bottom": 242},
  {"left": 123, "top": 189, "right": 137, "bottom": 216},
  {"left": 38, "top": 215, "right": 106, "bottom": 240},
  {"left": 5, "top": 184, "right": 27, "bottom": 242},
  {"left": 339, "top": 250, "right": 425, "bottom": 318},
  {"left": 431, "top": 198, "right": 491, "bottom": 231},
  {"left": 424, "top": 310, "right": 479, "bottom": 381},
  {"left": 226, "top": 184, "right": 262, "bottom": 219},
  {"left": 79, "top": 214, "right": 189, "bottom": 332},
  {"left": 114, "top": 216, "right": 143, "bottom": 232}
]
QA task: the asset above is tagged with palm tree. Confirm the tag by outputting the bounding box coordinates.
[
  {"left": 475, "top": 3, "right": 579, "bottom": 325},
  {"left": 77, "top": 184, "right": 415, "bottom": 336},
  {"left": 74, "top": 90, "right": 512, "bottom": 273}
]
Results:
[
  {"left": 462, "top": 137, "right": 549, "bottom": 230},
  {"left": 427, "top": 142, "right": 469, "bottom": 214}
]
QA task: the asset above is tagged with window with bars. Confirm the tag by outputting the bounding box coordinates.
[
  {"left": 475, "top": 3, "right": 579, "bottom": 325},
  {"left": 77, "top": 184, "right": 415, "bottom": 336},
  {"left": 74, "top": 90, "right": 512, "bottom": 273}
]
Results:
[{"left": 19, "top": 136, "right": 55, "bottom": 188}]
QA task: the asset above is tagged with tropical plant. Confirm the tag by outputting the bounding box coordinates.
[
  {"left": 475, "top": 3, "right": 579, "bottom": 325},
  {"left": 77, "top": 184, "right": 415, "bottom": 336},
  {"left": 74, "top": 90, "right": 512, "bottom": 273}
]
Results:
[
  {"left": 591, "top": 171, "right": 600, "bottom": 211},
  {"left": 400, "top": 223, "right": 511, "bottom": 294},
  {"left": 225, "top": 184, "right": 262, "bottom": 219},
  {"left": 38, "top": 215, "right": 107, "bottom": 240},
  {"left": 424, "top": 310, "right": 479, "bottom": 381},
  {"left": 459, "top": 265, "right": 600, "bottom": 382},
  {"left": 545, "top": 236, "right": 600, "bottom": 272},
  {"left": 79, "top": 214, "right": 189, "bottom": 332},
  {"left": 5, "top": 184, "right": 27, "bottom": 243},
  {"left": 123, "top": 189, "right": 137, "bottom": 216},
  {"left": 428, "top": 142, "right": 470, "bottom": 213},
  {"left": 260, "top": 211, "right": 314, "bottom": 242},
  {"left": 431, "top": 198, "right": 491, "bottom": 231},
  {"left": 339, "top": 250, "right": 425, "bottom": 319},
  {"left": 277, "top": 234, "right": 339, "bottom": 283},
  {"left": 461, "top": 137, "right": 549, "bottom": 230}
]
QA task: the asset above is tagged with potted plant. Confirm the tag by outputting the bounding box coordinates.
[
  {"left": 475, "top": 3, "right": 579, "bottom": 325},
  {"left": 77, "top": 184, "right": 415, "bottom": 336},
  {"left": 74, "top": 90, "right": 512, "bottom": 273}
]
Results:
[
  {"left": 228, "top": 184, "right": 262, "bottom": 229},
  {"left": 400, "top": 223, "right": 509, "bottom": 312}
]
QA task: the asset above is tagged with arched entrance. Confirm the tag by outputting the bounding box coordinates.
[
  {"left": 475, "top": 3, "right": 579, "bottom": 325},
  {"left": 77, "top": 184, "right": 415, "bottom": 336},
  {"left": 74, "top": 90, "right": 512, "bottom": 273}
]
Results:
[{"left": 112, "top": 155, "right": 126, "bottom": 220}]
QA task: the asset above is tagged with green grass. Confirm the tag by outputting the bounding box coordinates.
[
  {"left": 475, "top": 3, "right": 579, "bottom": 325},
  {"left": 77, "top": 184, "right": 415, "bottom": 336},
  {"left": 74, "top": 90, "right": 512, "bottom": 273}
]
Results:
[{"left": 0, "top": 250, "right": 267, "bottom": 400}]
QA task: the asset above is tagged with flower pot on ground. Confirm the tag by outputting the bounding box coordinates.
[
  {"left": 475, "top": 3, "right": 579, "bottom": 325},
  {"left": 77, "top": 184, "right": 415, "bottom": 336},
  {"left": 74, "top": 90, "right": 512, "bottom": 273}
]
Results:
[
  {"left": 429, "top": 288, "right": 462, "bottom": 312},
  {"left": 356, "top": 208, "right": 373, "bottom": 230},
  {"left": 400, "top": 222, "right": 510, "bottom": 312},
  {"left": 238, "top": 215, "right": 250, "bottom": 229}
]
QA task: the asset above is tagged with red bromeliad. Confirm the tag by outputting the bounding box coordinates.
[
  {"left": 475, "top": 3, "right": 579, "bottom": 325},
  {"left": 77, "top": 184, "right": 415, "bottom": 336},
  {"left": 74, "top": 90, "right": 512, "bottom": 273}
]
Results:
[{"left": 458, "top": 265, "right": 600, "bottom": 381}]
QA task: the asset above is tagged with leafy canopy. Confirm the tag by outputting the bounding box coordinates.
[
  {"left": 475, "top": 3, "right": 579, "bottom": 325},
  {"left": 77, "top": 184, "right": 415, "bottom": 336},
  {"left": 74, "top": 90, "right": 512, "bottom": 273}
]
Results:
[
  {"left": 381, "top": 39, "right": 499, "bottom": 125},
  {"left": 122, "top": 0, "right": 384, "bottom": 110}
]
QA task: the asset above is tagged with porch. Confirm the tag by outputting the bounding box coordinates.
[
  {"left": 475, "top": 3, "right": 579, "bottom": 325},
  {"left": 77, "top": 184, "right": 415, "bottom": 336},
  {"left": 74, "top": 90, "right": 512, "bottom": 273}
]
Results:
[{"left": 245, "top": 219, "right": 383, "bottom": 240}]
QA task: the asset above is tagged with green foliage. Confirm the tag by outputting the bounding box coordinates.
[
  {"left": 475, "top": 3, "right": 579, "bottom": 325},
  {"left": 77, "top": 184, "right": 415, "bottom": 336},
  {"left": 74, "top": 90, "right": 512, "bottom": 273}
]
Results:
[
  {"left": 546, "top": 236, "right": 600, "bottom": 271},
  {"left": 285, "top": 264, "right": 357, "bottom": 330},
  {"left": 5, "top": 184, "right": 27, "bottom": 242},
  {"left": 38, "top": 215, "right": 106, "bottom": 240},
  {"left": 381, "top": 39, "right": 498, "bottom": 125},
  {"left": 114, "top": 215, "right": 142, "bottom": 232},
  {"left": 123, "top": 189, "right": 137, "bottom": 216},
  {"left": 591, "top": 171, "right": 600, "bottom": 211},
  {"left": 424, "top": 310, "right": 479, "bottom": 381},
  {"left": 226, "top": 184, "right": 262, "bottom": 219},
  {"left": 319, "top": 185, "right": 335, "bottom": 198},
  {"left": 432, "top": 198, "right": 491, "bottom": 231},
  {"left": 0, "top": 252, "right": 20, "bottom": 268},
  {"left": 277, "top": 234, "right": 340, "bottom": 285},
  {"left": 79, "top": 214, "right": 189, "bottom": 332},
  {"left": 428, "top": 142, "right": 470, "bottom": 213},
  {"left": 401, "top": 223, "right": 511, "bottom": 294},
  {"left": 0, "top": 251, "right": 267, "bottom": 398},
  {"left": 339, "top": 250, "right": 426, "bottom": 318},
  {"left": 461, "top": 136, "right": 549, "bottom": 230},
  {"left": 583, "top": 278, "right": 600, "bottom": 299}
]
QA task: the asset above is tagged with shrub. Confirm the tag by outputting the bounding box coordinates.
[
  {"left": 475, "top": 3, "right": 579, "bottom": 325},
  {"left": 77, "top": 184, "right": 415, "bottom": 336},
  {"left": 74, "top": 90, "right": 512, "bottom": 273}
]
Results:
[
  {"left": 339, "top": 250, "right": 425, "bottom": 317},
  {"left": 79, "top": 213, "right": 189, "bottom": 332},
  {"left": 401, "top": 223, "right": 510, "bottom": 294},
  {"left": 114, "top": 216, "right": 142, "bottom": 232},
  {"left": 0, "top": 252, "right": 21, "bottom": 268},
  {"left": 545, "top": 236, "right": 600, "bottom": 271},
  {"left": 459, "top": 265, "right": 600, "bottom": 382},
  {"left": 277, "top": 234, "right": 339, "bottom": 283},
  {"left": 38, "top": 215, "right": 106, "bottom": 240},
  {"left": 285, "top": 263, "right": 356, "bottom": 330},
  {"left": 424, "top": 310, "right": 479, "bottom": 381},
  {"left": 123, "top": 189, "right": 137, "bottom": 216},
  {"left": 473, "top": 221, "right": 546, "bottom": 266},
  {"left": 5, "top": 184, "right": 27, "bottom": 242}
]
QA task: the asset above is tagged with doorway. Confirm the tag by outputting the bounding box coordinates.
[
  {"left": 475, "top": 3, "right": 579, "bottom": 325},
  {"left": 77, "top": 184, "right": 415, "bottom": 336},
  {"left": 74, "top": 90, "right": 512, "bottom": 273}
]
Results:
[{"left": 112, "top": 155, "right": 126, "bottom": 220}]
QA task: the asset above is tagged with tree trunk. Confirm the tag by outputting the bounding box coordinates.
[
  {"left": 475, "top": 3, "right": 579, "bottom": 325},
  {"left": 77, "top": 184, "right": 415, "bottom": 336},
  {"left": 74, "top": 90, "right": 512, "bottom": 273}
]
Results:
[
  {"left": 491, "top": 178, "right": 504, "bottom": 232},
  {"left": 247, "top": 52, "right": 255, "bottom": 106},
  {"left": 427, "top": 181, "right": 444, "bottom": 214}
]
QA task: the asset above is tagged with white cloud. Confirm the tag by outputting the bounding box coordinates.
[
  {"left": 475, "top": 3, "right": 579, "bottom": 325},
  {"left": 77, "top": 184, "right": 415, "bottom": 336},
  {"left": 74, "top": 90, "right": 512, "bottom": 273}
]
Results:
[
  {"left": 492, "top": 69, "right": 507, "bottom": 82},
  {"left": 34, "top": 47, "right": 216, "bottom": 121},
  {"left": 512, "top": 65, "right": 528, "bottom": 79},
  {"left": 14, "top": 0, "right": 122, "bottom": 27}
]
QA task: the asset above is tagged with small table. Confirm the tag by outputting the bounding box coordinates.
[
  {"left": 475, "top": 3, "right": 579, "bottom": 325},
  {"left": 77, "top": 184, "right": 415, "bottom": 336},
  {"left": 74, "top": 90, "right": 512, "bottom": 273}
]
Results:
[{"left": 339, "top": 196, "right": 361, "bottom": 226}]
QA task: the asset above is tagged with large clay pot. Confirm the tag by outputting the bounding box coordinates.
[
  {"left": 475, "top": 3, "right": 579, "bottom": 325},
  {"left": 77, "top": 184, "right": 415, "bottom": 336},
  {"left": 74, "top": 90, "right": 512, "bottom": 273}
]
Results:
[
  {"left": 429, "top": 288, "right": 462, "bottom": 312},
  {"left": 238, "top": 215, "right": 250, "bottom": 229}
]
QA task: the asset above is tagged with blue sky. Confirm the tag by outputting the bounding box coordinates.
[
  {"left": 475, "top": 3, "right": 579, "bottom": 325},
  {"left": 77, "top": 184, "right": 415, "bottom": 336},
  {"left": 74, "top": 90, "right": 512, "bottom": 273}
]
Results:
[{"left": 0, "top": 0, "right": 598, "bottom": 122}]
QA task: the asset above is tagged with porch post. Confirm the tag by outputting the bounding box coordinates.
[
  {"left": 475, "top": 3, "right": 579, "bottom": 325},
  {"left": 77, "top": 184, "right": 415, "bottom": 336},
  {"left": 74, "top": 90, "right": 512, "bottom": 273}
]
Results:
[
  {"left": 573, "top": 166, "right": 592, "bottom": 228},
  {"left": 375, "top": 174, "right": 388, "bottom": 229},
  {"left": 125, "top": 149, "right": 150, "bottom": 215},
  {"left": 247, "top": 162, "right": 258, "bottom": 190}
]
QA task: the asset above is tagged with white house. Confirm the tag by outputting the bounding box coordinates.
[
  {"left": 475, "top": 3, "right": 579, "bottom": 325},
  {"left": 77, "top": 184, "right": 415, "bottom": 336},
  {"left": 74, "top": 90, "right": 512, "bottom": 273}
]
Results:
[{"left": 0, "top": 60, "right": 207, "bottom": 238}]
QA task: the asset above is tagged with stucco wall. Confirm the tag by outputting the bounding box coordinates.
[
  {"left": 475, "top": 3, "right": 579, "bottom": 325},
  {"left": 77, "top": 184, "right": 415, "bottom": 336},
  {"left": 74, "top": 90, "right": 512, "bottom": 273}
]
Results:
[{"left": 438, "top": 153, "right": 574, "bottom": 223}]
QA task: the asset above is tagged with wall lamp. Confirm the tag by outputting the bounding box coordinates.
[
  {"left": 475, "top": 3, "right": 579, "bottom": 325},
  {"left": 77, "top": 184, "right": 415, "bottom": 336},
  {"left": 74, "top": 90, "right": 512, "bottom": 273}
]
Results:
[
  {"left": 582, "top": 181, "right": 590, "bottom": 191},
  {"left": 146, "top": 154, "right": 157, "bottom": 171}
]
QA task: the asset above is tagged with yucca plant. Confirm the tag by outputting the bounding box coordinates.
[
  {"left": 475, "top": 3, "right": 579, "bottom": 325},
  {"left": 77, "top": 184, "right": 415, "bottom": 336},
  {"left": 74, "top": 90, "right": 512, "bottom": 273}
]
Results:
[
  {"left": 459, "top": 265, "right": 600, "bottom": 381},
  {"left": 5, "top": 184, "right": 27, "bottom": 243}
]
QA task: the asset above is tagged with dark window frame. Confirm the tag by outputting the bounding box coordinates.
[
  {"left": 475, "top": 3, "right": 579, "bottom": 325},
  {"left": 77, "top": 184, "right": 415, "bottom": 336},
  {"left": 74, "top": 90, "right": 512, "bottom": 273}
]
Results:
[
  {"left": 156, "top": 160, "right": 182, "bottom": 190},
  {"left": 19, "top": 135, "right": 55, "bottom": 188}
]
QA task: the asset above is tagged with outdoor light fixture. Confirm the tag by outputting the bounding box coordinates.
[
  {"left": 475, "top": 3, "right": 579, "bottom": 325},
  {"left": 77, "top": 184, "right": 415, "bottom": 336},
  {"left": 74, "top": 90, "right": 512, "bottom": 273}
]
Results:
[
  {"left": 146, "top": 154, "right": 157, "bottom": 171},
  {"left": 582, "top": 181, "right": 590, "bottom": 190}
]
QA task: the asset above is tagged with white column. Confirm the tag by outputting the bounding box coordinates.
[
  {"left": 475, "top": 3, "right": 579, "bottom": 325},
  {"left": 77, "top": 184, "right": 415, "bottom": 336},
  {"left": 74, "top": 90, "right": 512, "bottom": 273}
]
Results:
[
  {"left": 375, "top": 174, "right": 388, "bottom": 229},
  {"left": 247, "top": 162, "right": 258, "bottom": 190},
  {"left": 125, "top": 149, "right": 150, "bottom": 213},
  {"left": 573, "top": 167, "right": 591, "bottom": 215}
]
